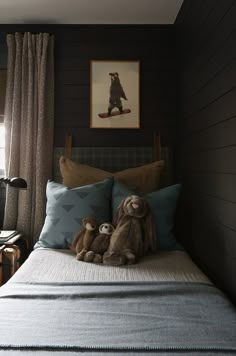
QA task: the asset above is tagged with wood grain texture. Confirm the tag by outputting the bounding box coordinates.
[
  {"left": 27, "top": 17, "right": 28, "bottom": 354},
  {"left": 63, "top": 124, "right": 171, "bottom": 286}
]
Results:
[{"left": 176, "top": 0, "right": 236, "bottom": 304}]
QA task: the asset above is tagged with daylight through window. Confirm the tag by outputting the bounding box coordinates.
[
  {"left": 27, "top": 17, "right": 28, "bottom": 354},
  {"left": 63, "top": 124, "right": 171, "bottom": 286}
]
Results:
[{"left": 0, "top": 123, "right": 5, "bottom": 177}]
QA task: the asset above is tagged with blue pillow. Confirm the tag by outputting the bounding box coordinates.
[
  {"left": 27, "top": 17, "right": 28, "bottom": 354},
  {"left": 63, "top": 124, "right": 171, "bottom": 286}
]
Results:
[
  {"left": 112, "top": 181, "right": 182, "bottom": 251},
  {"left": 35, "top": 178, "right": 113, "bottom": 249}
]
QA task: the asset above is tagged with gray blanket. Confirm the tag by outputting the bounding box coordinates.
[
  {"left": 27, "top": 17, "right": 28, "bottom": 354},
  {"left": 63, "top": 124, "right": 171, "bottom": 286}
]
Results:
[{"left": 0, "top": 281, "right": 236, "bottom": 354}]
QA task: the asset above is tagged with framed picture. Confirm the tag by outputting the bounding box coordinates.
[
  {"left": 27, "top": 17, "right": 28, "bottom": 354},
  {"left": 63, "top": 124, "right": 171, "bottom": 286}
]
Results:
[{"left": 90, "top": 60, "right": 140, "bottom": 129}]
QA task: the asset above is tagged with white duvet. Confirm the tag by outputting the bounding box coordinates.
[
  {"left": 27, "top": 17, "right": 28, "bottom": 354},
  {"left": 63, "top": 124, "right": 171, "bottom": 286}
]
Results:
[{"left": 9, "top": 248, "right": 210, "bottom": 284}]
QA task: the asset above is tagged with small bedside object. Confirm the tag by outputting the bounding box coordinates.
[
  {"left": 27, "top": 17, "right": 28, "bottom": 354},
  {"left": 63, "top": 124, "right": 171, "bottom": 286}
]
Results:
[
  {"left": 1, "top": 232, "right": 25, "bottom": 283},
  {"left": 0, "top": 176, "right": 27, "bottom": 189},
  {"left": 4, "top": 246, "right": 20, "bottom": 277},
  {"left": 0, "top": 176, "right": 27, "bottom": 240},
  {"left": 0, "top": 230, "right": 18, "bottom": 243},
  {"left": 0, "top": 177, "right": 27, "bottom": 282}
]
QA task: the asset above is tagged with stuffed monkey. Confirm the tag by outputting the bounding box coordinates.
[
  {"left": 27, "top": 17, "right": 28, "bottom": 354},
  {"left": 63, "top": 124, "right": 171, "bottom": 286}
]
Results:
[
  {"left": 83, "top": 223, "right": 115, "bottom": 263},
  {"left": 70, "top": 216, "right": 97, "bottom": 260}
]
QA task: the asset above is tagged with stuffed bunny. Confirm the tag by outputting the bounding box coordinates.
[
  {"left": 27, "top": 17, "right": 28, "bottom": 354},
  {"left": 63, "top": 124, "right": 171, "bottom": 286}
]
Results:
[{"left": 103, "top": 195, "right": 156, "bottom": 266}]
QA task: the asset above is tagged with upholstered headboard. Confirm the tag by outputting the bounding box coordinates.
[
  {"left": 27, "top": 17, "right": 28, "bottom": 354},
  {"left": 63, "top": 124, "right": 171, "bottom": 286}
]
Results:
[{"left": 53, "top": 133, "right": 174, "bottom": 187}]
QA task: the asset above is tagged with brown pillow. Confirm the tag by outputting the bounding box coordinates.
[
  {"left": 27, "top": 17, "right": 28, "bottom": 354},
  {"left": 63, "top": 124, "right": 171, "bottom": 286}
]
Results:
[{"left": 59, "top": 156, "right": 164, "bottom": 195}]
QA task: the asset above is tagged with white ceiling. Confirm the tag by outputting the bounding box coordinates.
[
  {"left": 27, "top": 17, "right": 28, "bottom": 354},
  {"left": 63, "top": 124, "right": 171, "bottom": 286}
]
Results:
[{"left": 0, "top": 0, "right": 183, "bottom": 24}]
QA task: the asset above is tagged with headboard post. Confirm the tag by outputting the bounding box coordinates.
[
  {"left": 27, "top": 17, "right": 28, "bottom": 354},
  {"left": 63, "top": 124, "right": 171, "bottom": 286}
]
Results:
[
  {"left": 153, "top": 132, "right": 161, "bottom": 161},
  {"left": 64, "top": 133, "right": 72, "bottom": 159}
]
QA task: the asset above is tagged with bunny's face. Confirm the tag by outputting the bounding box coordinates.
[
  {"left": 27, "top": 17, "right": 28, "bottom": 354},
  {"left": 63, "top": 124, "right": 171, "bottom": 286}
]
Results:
[{"left": 123, "top": 195, "right": 148, "bottom": 218}]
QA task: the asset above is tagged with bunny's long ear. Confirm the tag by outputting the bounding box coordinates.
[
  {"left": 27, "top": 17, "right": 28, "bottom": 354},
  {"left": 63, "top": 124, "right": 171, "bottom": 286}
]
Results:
[
  {"left": 112, "top": 198, "right": 125, "bottom": 226},
  {"left": 142, "top": 208, "right": 157, "bottom": 254}
]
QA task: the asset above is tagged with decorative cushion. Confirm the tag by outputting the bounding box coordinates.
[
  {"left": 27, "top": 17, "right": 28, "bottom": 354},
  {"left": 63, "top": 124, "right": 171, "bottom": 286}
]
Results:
[
  {"left": 60, "top": 156, "right": 164, "bottom": 196},
  {"left": 112, "top": 181, "right": 182, "bottom": 251},
  {"left": 34, "top": 178, "right": 113, "bottom": 249}
]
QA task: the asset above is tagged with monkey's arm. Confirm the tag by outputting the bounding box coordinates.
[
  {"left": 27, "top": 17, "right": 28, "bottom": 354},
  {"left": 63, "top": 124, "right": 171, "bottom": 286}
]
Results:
[{"left": 70, "top": 230, "right": 84, "bottom": 253}]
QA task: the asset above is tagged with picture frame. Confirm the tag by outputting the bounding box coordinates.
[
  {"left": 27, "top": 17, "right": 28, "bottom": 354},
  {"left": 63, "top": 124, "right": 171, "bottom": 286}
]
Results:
[{"left": 90, "top": 60, "right": 140, "bottom": 129}]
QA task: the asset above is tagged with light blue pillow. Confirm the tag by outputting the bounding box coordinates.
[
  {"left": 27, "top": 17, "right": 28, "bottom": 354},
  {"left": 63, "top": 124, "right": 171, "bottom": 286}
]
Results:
[
  {"left": 35, "top": 178, "right": 113, "bottom": 249},
  {"left": 112, "top": 181, "right": 182, "bottom": 251}
]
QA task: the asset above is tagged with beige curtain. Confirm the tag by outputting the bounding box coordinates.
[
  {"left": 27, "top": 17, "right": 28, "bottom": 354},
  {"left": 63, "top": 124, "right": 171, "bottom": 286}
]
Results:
[{"left": 3, "top": 32, "right": 54, "bottom": 248}]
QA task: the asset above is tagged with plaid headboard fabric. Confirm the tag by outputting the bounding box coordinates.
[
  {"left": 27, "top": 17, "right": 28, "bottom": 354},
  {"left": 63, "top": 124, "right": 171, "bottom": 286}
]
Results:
[{"left": 54, "top": 146, "right": 173, "bottom": 187}]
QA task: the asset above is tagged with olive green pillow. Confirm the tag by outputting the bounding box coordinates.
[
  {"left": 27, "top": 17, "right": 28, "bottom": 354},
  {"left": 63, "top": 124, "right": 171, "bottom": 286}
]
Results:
[{"left": 60, "top": 156, "right": 164, "bottom": 196}]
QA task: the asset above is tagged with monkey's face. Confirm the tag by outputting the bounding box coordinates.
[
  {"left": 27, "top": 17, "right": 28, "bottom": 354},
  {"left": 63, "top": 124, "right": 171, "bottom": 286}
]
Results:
[
  {"left": 99, "top": 223, "right": 114, "bottom": 235},
  {"left": 82, "top": 217, "right": 97, "bottom": 231},
  {"left": 85, "top": 222, "right": 96, "bottom": 231}
]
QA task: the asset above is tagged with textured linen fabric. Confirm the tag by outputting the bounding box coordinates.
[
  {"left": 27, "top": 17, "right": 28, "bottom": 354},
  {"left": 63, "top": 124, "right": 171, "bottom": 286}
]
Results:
[
  {"left": 1, "top": 249, "right": 236, "bottom": 355},
  {"left": 0, "top": 281, "right": 236, "bottom": 353},
  {"left": 0, "top": 352, "right": 232, "bottom": 356},
  {"left": 112, "top": 181, "right": 182, "bottom": 250},
  {"left": 60, "top": 156, "right": 164, "bottom": 195},
  {"left": 3, "top": 32, "right": 54, "bottom": 248},
  {"left": 34, "top": 178, "right": 113, "bottom": 249},
  {"left": 9, "top": 248, "right": 210, "bottom": 284},
  {"left": 54, "top": 146, "right": 173, "bottom": 188}
]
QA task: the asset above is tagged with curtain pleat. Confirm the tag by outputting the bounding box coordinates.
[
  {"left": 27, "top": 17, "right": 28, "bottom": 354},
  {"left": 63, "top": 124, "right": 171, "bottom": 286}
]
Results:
[{"left": 3, "top": 32, "right": 54, "bottom": 248}]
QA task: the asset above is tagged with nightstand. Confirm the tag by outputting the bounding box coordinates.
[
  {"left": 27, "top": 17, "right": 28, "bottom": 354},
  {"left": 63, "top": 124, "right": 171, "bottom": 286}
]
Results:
[{"left": 1, "top": 232, "right": 28, "bottom": 284}]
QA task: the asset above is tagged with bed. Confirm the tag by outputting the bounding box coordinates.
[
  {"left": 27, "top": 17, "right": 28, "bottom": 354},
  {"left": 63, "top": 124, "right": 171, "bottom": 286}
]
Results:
[{"left": 0, "top": 134, "right": 236, "bottom": 355}]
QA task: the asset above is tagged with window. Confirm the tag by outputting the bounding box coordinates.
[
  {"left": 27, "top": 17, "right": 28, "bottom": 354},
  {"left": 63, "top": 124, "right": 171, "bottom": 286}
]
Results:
[{"left": 0, "top": 123, "right": 5, "bottom": 177}]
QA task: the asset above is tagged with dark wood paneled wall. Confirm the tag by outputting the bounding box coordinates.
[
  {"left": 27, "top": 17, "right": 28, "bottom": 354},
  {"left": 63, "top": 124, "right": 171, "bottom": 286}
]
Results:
[
  {"left": 176, "top": 0, "right": 236, "bottom": 303},
  {"left": 0, "top": 25, "right": 177, "bottom": 147},
  {"left": 0, "top": 24, "right": 177, "bottom": 227}
]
